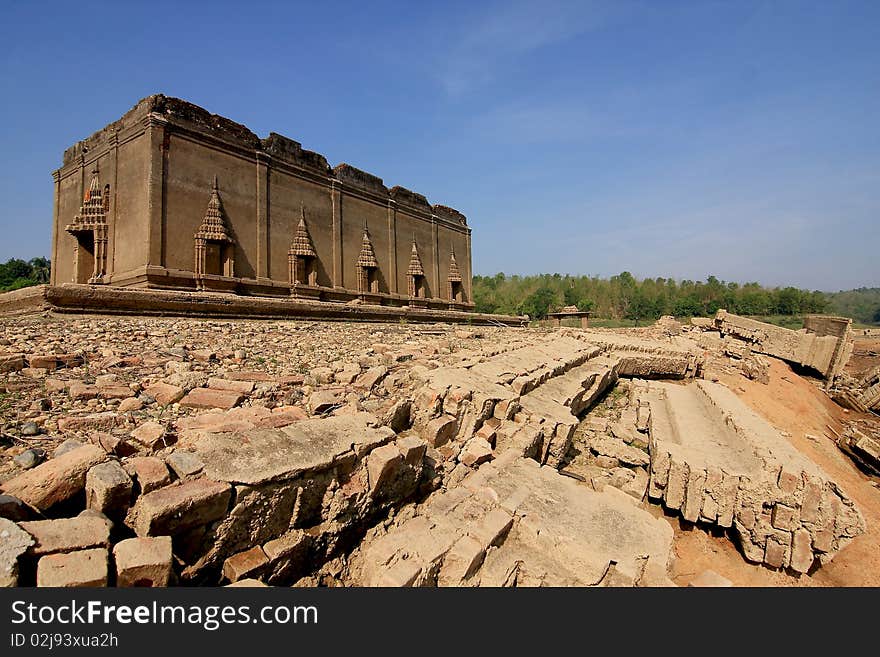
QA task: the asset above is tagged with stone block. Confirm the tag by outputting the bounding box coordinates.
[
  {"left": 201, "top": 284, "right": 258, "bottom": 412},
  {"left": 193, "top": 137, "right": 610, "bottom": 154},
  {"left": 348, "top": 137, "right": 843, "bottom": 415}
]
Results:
[
  {"left": 85, "top": 461, "right": 133, "bottom": 515},
  {"left": 0, "top": 518, "right": 34, "bottom": 587},
  {"left": 771, "top": 504, "right": 797, "bottom": 531},
  {"left": 367, "top": 443, "right": 403, "bottom": 497},
  {"left": 69, "top": 382, "right": 99, "bottom": 400},
  {"left": 145, "top": 382, "right": 185, "bottom": 406},
  {"left": 226, "top": 578, "right": 267, "bottom": 587},
  {"left": 207, "top": 377, "right": 255, "bottom": 394},
  {"left": 422, "top": 415, "right": 457, "bottom": 447},
  {"left": 763, "top": 537, "right": 788, "bottom": 569},
  {"left": 124, "top": 457, "right": 171, "bottom": 494},
  {"left": 0, "top": 444, "right": 107, "bottom": 511},
  {"left": 130, "top": 421, "right": 168, "bottom": 449},
  {"left": 812, "top": 529, "right": 833, "bottom": 553},
  {"left": 665, "top": 459, "right": 688, "bottom": 511},
  {"left": 469, "top": 508, "right": 514, "bottom": 550},
  {"left": 37, "top": 548, "right": 109, "bottom": 587},
  {"left": 0, "top": 354, "right": 25, "bottom": 373},
  {"left": 113, "top": 536, "right": 173, "bottom": 587},
  {"left": 19, "top": 516, "right": 111, "bottom": 555},
  {"left": 682, "top": 468, "right": 707, "bottom": 523},
  {"left": 127, "top": 479, "right": 231, "bottom": 536},
  {"left": 165, "top": 451, "right": 205, "bottom": 479},
  {"left": 460, "top": 437, "right": 493, "bottom": 468},
  {"left": 438, "top": 535, "right": 485, "bottom": 586},
  {"left": 223, "top": 546, "right": 269, "bottom": 582},
  {"left": 99, "top": 386, "right": 135, "bottom": 400},
  {"left": 28, "top": 355, "right": 59, "bottom": 370},
  {"left": 377, "top": 559, "right": 421, "bottom": 587},
  {"left": 180, "top": 388, "right": 244, "bottom": 410},
  {"left": 308, "top": 389, "right": 340, "bottom": 415},
  {"left": 118, "top": 397, "right": 144, "bottom": 412},
  {"left": 790, "top": 528, "right": 813, "bottom": 574},
  {"left": 355, "top": 365, "right": 388, "bottom": 390},
  {"left": 0, "top": 495, "right": 30, "bottom": 522},
  {"left": 395, "top": 435, "right": 427, "bottom": 466},
  {"left": 58, "top": 412, "right": 120, "bottom": 432}
]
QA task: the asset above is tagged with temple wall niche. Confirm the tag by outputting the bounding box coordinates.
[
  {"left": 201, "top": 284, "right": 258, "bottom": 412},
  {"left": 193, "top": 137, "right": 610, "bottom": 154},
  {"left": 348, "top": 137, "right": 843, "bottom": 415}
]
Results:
[
  {"left": 341, "top": 194, "right": 389, "bottom": 293},
  {"left": 396, "top": 213, "right": 436, "bottom": 299},
  {"left": 439, "top": 230, "right": 471, "bottom": 302},
  {"left": 267, "top": 171, "right": 332, "bottom": 287},
  {"left": 163, "top": 135, "right": 257, "bottom": 279}
]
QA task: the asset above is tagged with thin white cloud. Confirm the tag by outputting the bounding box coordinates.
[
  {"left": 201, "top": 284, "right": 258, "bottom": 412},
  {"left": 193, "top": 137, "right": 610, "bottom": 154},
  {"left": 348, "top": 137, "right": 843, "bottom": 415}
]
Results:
[{"left": 439, "top": 0, "right": 629, "bottom": 96}]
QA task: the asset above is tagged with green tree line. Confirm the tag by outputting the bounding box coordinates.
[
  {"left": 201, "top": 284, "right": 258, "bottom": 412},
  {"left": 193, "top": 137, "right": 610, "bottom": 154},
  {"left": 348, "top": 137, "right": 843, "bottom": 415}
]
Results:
[
  {"left": 473, "top": 272, "right": 838, "bottom": 321},
  {"left": 1, "top": 258, "right": 876, "bottom": 325},
  {"left": 823, "top": 287, "right": 880, "bottom": 326},
  {"left": 0, "top": 257, "right": 51, "bottom": 292}
]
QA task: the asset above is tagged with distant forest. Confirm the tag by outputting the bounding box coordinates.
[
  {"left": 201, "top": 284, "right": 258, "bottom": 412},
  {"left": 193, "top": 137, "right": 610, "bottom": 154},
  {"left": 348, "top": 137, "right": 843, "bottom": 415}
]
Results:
[
  {"left": 473, "top": 272, "right": 880, "bottom": 325},
  {"left": 1, "top": 258, "right": 877, "bottom": 326},
  {"left": 0, "top": 258, "right": 50, "bottom": 292}
]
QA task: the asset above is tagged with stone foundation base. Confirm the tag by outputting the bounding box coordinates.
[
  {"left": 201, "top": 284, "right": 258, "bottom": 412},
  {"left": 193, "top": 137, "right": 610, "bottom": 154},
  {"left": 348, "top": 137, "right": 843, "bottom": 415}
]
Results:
[{"left": 0, "top": 284, "right": 522, "bottom": 325}]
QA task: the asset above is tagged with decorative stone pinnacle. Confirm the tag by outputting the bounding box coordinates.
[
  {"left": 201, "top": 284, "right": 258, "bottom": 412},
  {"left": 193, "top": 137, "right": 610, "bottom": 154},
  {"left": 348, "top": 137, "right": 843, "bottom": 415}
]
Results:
[
  {"left": 407, "top": 240, "right": 424, "bottom": 276},
  {"left": 195, "top": 177, "right": 233, "bottom": 242},
  {"left": 357, "top": 227, "right": 378, "bottom": 269},
  {"left": 289, "top": 207, "right": 316, "bottom": 257},
  {"left": 448, "top": 249, "right": 462, "bottom": 282}
]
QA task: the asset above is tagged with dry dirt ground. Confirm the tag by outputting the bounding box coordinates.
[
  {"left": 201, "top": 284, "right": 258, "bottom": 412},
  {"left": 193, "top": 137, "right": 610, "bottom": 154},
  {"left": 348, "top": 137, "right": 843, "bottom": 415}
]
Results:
[
  {"left": 668, "top": 358, "right": 880, "bottom": 587},
  {"left": 846, "top": 337, "right": 880, "bottom": 380}
]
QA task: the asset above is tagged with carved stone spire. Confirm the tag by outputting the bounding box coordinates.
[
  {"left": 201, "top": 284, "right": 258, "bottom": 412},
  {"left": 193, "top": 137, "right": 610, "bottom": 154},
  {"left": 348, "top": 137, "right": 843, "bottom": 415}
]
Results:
[
  {"left": 195, "top": 176, "right": 232, "bottom": 242},
  {"left": 289, "top": 205, "right": 316, "bottom": 257},
  {"left": 73, "top": 167, "right": 106, "bottom": 226},
  {"left": 357, "top": 226, "right": 378, "bottom": 268},
  {"left": 406, "top": 240, "right": 424, "bottom": 276},
  {"left": 447, "top": 249, "right": 462, "bottom": 282}
]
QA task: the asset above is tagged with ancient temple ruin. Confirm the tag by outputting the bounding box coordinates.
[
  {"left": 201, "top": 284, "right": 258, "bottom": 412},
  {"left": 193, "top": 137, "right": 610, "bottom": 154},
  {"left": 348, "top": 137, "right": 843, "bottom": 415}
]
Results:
[{"left": 50, "top": 95, "right": 474, "bottom": 311}]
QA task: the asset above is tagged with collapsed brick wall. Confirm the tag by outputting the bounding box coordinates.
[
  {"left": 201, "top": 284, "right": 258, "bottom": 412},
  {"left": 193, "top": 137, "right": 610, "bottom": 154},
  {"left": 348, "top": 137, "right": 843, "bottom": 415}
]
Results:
[
  {"left": 639, "top": 379, "right": 864, "bottom": 572},
  {"left": 714, "top": 310, "right": 851, "bottom": 381}
]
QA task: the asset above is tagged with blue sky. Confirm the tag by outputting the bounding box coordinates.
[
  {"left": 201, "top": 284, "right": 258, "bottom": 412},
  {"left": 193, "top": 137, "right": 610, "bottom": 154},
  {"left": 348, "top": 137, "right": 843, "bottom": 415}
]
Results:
[{"left": 1, "top": 0, "right": 877, "bottom": 291}]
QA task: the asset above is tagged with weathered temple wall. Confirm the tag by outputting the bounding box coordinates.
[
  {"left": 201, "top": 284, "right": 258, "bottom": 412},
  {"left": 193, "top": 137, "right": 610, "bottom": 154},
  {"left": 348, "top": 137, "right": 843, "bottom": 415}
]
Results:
[{"left": 50, "top": 95, "right": 473, "bottom": 309}]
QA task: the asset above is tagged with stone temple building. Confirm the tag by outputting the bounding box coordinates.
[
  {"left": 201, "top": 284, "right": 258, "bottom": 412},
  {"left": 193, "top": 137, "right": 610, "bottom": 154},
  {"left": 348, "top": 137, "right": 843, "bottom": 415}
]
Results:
[{"left": 51, "top": 95, "right": 473, "bottom": 311}]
